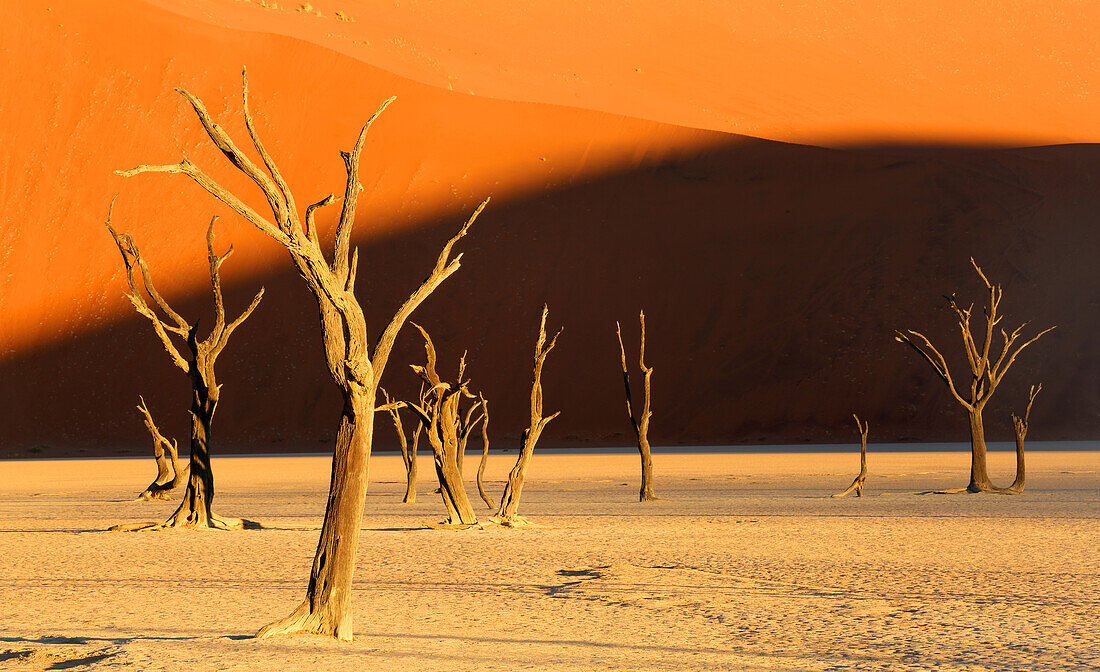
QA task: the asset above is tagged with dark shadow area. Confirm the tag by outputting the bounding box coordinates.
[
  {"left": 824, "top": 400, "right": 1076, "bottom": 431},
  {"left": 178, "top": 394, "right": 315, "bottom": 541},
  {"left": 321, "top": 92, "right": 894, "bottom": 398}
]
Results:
[{"left": 0, "top": 137, "right": 1096, "bottom": 457}]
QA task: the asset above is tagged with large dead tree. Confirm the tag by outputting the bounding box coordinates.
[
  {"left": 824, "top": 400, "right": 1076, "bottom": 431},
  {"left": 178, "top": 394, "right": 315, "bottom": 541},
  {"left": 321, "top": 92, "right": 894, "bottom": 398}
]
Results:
[
  {"left": 118, "top": 70, "right": 487, "bottom": 640},
  {"left": 617, "top": 310, "right": 657, "bottom": 501},
  {"left": 492, "top": 305, "right": 562, "bottom": 527},
  {"left": 134, "top": 396, "right": 189, "bottom": 501},
  {"left": 1002, "top": 383, "right": 1040, "bottom": 495},
  {"left": 107, "top": 212, "right": 263, "bottom": 529},
  {"left": 381, "top": 388, "right": 420, "bottom": 503},
  {"left": 832, "top": 415, "right": 869, "bottom": 498},
  {"left": 895, "top": 258, "right": 1054, "bottom": 493},
  {"left": 406, "top": 325, "right": 483, "bottom": 527}
]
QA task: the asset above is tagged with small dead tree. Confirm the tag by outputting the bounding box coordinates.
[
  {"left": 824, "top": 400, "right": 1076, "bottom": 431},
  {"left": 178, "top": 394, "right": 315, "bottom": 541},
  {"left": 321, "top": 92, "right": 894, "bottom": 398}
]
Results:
[
  {"left": 406, "top": 325, "right": 481, "bottom": 527},
  {"left": 455, "top": 389, "right": 486, "bottom": 475},
  {"left": 895, "top": 258, "right": 1054, "bottom": 493},
  {"left": 107, "top": 211, "right": 263, "bottom": 529},
  {"left": 475, "top": 393, "right": 496, "bottom": 509},
  {"left": 119, "top": 69, "right": 486, "bottom": 640},
  {"left": 1002, "top": 383, "right": 1040, "bottom": 495},
  {"left": 381, "top": 388, "right": 420, "bottom": 503},
  {"left": 135, "top": 396, "right": 189, "bottom": 501},
  {"left": 617, "top": 310, "right": 657, "bottom": 501},
  {"left": 832, "top": 415, "right": 869, "bottom": 498},
  {"left": 492, "top": 305, "right": 562, "bottom": 527}
]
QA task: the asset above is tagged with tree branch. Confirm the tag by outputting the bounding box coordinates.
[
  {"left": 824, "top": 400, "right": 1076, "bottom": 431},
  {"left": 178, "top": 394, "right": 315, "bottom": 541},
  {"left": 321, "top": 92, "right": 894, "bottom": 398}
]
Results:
[
  {"left": 371, "top": 198, "right": 489, "bottom": 379},
  {"left": 334, "top": 96, "right": 396, "bottom": 285}
]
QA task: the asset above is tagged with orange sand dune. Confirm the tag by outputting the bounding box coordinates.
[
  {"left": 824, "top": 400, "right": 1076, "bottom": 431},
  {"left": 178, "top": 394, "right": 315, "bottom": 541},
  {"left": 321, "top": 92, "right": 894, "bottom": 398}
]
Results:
[
  {"left": 0, "top": 1, "right": 1096, "bottom": 456},
  {"left": 139, "top": 0, "right": 1100, "bottom": 146}
]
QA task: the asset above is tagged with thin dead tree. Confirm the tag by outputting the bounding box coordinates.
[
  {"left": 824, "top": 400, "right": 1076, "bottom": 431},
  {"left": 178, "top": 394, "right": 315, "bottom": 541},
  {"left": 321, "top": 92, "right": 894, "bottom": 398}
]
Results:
[
  {"left": 106, "top": 211, "right": 263, "bottom": 529},
  {"left": 455, "top": 387, "right": 486, "bottom": 475},
  {"left": 135, "top": 396, "right": 189, "bottom": 501},
  {"left": 381, "top": 387, "right": 420, "bottom": 503},
  {"left": 1002, "top": 383, "right": 1040, "bottom": 495},
  {"left": 895, "top": 258, "right": 1054, "bottom": 493},
  {"left": 832, "top": 415, "right": 869, "bottom": 498},
  {"left": 617, "top": 310, "right": 657, "bottom": 501},
  {"left": 406, "top": 324, "right": 480, "bottom": 527},
  {"left": 475, "top": 393, "right": 496, "bottom": 509},
  {"left": 492, "top": 305, "right": 562, "bottom": 527},
  {"left": 118, "top": 69, "right": 487, "bottom": 640}
]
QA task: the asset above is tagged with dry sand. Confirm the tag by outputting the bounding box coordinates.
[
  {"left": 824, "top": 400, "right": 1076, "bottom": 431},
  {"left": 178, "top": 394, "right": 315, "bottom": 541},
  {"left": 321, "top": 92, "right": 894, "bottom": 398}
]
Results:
[{"left": 1, "top": 449, "right": 1097, "bottom": 670}]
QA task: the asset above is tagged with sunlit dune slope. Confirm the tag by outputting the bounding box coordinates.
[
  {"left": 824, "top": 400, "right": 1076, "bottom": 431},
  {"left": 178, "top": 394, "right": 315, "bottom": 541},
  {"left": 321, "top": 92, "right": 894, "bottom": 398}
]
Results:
[
  {"left": 0, "top": 1, "right": 1096, "bottom": 456},
  {"left": 138, "top": 0, "right": 1100, "bottom": 147}
]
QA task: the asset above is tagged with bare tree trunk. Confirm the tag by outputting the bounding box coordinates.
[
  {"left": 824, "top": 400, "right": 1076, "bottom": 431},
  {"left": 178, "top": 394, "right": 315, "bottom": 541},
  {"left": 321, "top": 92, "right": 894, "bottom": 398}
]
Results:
[
  {"left": 382, "top": 388, "right": 418, "bottom": 503},
  {"left": 433, "top": 435, "right": 477, "bottom": 526},
  {"left": 404, "top": 428, "right": 419, "bottom": 503},
  {"left": 135, "top": 397, "right": 188, "bottom": 501},
  {"left": 142, "top": 443, "right": 173, "bottom": 500},
  {"left": 832, "top": 415, "right": 868, "bottom": 497},
  {"left": 617, "top": 311, "right": 657, "bottom": 501},
  {"left": 999, "top": 384, "right": 1039, "bottom": 495},
  {"left": 967, "top": 408, "right": 994, "bottom": 493},
  {"left": 476, "top": 396, "right": 495, "bottom": 509},
  {"left": 165, "top": 403, "right": 216, "bottom": 526},
  {"left": 1003, "top": 429, "right": 1027, "bottom": 494},
  {"left": 456, "top": 433, "right": 467, "bottom": 474},
  {"left": 493, "top": 306, "right": 561, "bottom": 526},
  {"left": 259, "top": 390, "right": 373, "bottom": 640}
]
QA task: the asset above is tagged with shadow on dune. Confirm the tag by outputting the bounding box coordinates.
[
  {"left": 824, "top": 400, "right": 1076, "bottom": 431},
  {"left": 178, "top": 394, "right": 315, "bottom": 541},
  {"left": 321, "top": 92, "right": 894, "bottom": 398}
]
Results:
[{"left": 0, "top": 138, "right": 1096, "bottom": 458}]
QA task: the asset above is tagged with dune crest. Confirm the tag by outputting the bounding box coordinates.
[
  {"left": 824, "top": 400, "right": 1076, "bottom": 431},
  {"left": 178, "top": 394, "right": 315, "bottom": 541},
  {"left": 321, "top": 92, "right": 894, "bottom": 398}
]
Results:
[{"left": 140, "top": 0, "right": 1099, "bottom": 146}]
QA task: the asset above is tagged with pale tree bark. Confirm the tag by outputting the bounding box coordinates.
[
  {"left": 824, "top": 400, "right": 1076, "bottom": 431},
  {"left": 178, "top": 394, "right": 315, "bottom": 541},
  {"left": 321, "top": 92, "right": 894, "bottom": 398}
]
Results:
[
  {"left": 135, "top": 396, "right": 189, "bottom": 501},
  {"left": 118, "top": 69, "right": 487, "bottom": 640},
  {"left": 895, "top": 258, "right": 1055, "bottom": 493},
  {"left": 455, "top": 384, "right": 486, "bottom": 475},
  {"left": 493, "top": 305, "right": 562, "bottom": 526},
  {"left": 617, "top": 310, "right": 657, "bottom": 501},
  {"left": 406, "top": 325, "right": 481, "bottom": 527},
  {"left": 475, "top": 393, "right": 496, "bottom": 509},
  {"left": 381, "top": 388, "right": 419, "bottom": 503},
  {"left": 106, "top": 210, "right": 263, "bottom": 530},
  {"left": 1000, "top": 383, "right": 1040, "bottom": 495},
  {"left": 832, "top": 415, "right": 869, "bottom": 498}
]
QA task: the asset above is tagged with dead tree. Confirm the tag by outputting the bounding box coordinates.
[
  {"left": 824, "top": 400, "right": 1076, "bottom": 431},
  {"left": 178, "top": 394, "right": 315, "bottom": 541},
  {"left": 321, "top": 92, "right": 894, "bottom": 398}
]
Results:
[
  {"left": 381, "top": 388, "right": 420, "bottom": 503},
  {"left": 118, "top": 69, "right": 487, "bottom": 640},
  {"left": 617, "top": 310, "right": 657, "bottom": 501},
  {"left": 1002, "top": 383, "right": 1040, "bottom": 495},
  {"left": 832, "top": 415, "right": 869, "bottom": 498},
  {"left": 475, "top": 393, "right": 496, "bottom": 509},
  {"left": 406, "top": 325, "right": 480, "bottom": 527},
  {"left": 135, "top": 396, "right": 189, "bottom": 501},
  {"left": 455, "top": 386, "right": 486, "bottom": 475},
  {"left": 106, "top": 211, "right": 263, "bottom": 529},
  {"left": 492, "top": 305, "right": 562, "bottom": 526},
  {"left": 895, "top": 258, "right": 1054, "bottom": 493}
]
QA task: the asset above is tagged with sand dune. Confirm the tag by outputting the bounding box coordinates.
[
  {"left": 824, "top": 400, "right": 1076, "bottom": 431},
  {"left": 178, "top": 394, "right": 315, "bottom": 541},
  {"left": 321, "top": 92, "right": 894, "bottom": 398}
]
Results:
[
  {"left": 1, "top": 451, "right": 1097, "bottom": 670},
  {"left": 0, "top": 1, "right": 1096, "bottom": 457},
  {"left": 139, "top": 0, "right": 1100, "bottom": 146}
]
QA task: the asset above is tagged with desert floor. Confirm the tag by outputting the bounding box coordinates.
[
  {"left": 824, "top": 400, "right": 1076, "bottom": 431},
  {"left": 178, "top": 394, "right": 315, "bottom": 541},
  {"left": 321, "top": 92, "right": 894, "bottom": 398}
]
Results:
[{"left": 0, "top": 448, "right": 1097, "bottom": 671}]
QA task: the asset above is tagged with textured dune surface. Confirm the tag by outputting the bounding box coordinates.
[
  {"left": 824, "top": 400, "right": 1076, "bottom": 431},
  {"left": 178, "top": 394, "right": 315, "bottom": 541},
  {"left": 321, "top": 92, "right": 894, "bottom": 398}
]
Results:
[
  {"left": 139, "top": 0, "right": 1099, "bottom": 146},
  {"left": 1, "top": 450, "right": 1097, "bottom": 671},
  {"left": 0, "top": 1, "right": 1097, "bottom": 457}
]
